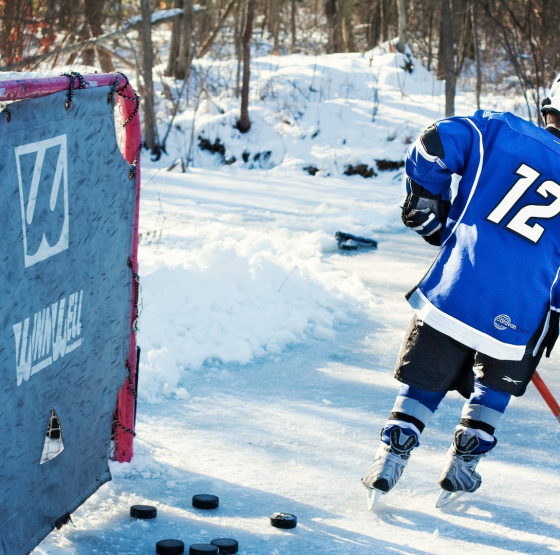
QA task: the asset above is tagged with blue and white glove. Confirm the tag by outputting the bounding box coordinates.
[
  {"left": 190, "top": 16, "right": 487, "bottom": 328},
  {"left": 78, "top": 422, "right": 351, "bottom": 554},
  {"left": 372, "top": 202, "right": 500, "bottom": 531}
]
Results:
[{"left": 401, "top": 179, "right": 451, "bottom": 246}]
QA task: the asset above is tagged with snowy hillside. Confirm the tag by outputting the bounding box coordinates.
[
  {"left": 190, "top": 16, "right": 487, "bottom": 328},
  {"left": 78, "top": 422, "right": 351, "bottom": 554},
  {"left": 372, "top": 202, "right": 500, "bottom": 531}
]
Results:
[
  {"left": 162, "top": 45, "right": 436, "bottom": 176},
  {"left": 160, "top": 44, "right": 532, "bottom": 179},
  {"left": 33, "top": 50, "right": 560, "bottom": 555}
]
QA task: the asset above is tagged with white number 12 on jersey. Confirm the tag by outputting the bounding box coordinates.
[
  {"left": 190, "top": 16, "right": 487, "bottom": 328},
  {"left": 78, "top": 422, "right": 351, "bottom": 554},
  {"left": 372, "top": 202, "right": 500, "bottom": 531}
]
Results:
[{"left": 486, "top": 163, "right": 560, "bottom": 244}]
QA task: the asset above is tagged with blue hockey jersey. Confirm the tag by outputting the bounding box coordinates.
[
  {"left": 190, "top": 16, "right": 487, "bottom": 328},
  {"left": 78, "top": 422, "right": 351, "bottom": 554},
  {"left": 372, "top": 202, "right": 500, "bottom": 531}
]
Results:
[{"left": 406, "top": 110, "right": 560, "bottom": 360}]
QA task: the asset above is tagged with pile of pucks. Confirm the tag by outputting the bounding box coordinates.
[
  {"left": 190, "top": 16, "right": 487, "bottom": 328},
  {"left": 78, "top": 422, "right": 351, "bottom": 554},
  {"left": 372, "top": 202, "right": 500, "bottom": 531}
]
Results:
[
  {"left": 130, "top": 498, "right": 239, "bottom": 554},
  {"left": 129, "top": 495, "right": 298, "bottom": 554}
]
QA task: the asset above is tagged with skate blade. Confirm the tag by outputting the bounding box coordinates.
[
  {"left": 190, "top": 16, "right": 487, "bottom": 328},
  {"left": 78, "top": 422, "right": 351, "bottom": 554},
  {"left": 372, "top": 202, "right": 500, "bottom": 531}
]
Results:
[
  {"left": 366, "top": 487, "right": 383, "bottom": 511},
  {"left": 436, "top": 489, "right": 465, "bottom": 508}
]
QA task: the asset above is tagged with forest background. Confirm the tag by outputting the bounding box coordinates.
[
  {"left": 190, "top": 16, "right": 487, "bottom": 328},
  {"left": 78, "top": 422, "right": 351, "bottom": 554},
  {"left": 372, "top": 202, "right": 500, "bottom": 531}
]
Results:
[{"left": 1, "top": 0, "right": 559, "bottom": 157}]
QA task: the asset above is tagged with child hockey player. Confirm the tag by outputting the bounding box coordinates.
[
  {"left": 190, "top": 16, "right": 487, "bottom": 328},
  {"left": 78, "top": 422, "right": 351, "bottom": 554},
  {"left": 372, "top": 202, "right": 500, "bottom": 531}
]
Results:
[{"left": 362, "top": 74, "right": 560, "bottom": 508}]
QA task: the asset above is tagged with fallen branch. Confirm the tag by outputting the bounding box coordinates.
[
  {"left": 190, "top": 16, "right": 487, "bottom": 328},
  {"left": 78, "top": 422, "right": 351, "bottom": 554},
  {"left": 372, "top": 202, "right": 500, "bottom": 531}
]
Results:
[{"left": 0, "top": 9, "right": 185, "bottom": 72}]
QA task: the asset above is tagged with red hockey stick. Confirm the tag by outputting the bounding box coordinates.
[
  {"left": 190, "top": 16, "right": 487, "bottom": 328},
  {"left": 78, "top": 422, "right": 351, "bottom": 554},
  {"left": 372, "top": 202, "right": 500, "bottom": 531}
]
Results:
[{"left": 532, "top": 371, "right": 560, "bottom": 423}]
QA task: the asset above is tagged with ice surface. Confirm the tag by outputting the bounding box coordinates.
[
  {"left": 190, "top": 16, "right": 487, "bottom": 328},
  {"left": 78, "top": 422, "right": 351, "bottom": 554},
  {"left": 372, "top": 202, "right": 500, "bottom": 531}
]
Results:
[{"left": 32, "top": 50, "right": 560, "bottom": 555}]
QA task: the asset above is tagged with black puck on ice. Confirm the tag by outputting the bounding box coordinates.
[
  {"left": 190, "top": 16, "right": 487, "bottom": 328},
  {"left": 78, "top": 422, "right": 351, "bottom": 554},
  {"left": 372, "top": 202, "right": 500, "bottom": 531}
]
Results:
[
  {"left": 189, "top": 544, "right": 218, "bottom": 555},
  {"left": 156, "top": 539, "right": 185, "bottom": 555},
  {"left": 130, "top": 504, "right": 157, "bottom": 519},
  {"left": 192, "top": 494, "right": 219, "bottom": 510},
  {"left": 210, "top": 538, "right": 239, "bottom": 554},
  {"left": 270, "top": 512, "right": 297, "bottom": 529}
]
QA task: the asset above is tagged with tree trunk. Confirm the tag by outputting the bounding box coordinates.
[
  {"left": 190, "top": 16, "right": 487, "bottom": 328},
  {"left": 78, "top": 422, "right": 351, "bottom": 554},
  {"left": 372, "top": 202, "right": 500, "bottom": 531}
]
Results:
[
  {"left": 196, "top": 0, "right": 237, "bottom": 58},
  {"left": 291, "top": 0, "right": 297, "bottom": 53},
  {"left": 325, "top": 0, "right": 336, "bottom": 53},
  {"left": 367, "top": 0, "right": 381, "bottom": 49},
  {"left": 381, "top": 0, "right": 388, "bottom": 43},
  {"left": 343, "top": 0, "right": 356, "bottom": 52},
  {"left": 436, "top": 5, "right": 445, "bottom": 80},
  {"left": 166, "top": 0, "right": 183, "bottom": 76},
  {"left": 396, "top": 0, "right": 406, "bottom": 53},
  {"left": 80, "top": 0, "right": 111, "bottom": 70},
  {"left": 454, "top": 0, "right": 471, "bottom": 78},
  {"left": 175, "top": 0, "right": 194, "bottom": 80},
  {"left": 0, "top": 0, "right": 17, "bottom": 64},
  {"left": 198, "top": 0, "right": 213, "bottom": 47},
  {"left": 140, "top": 0, "right": 157, "bottom": 150},
  {"left": 427, "top": 7, "right": 434, "bottom": 71},
  {"left": 261, "top": 0, "right": 269, "bottom": 38},
  {"left": 334, "top": 0, "right": 345, "bottom": 52},
  {"left": 271, "top": 0, "right": 281, "bottom": 54},
  {"left": 238, "top": 0, "right": 254, "bottom": 133},
  {"left": 235, "top": 0, "right": 244, "bottom": 97},
  {"left": 471, "top": 0, "right": 481, "bottom": 110},
  {"left": 440, "top": 0, "right": 455, "bottom": 117},
  {"left": 84, "top": 0, "right": 114, "bottom": 71},
  {"left": 81, "top": 22, "right": 96, "bottom": 66}
]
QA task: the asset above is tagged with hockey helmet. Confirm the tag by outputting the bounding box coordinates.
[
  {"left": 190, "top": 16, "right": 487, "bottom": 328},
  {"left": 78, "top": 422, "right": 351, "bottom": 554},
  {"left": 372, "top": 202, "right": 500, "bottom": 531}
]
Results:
[{"left": 541, "top": 73, "right": 560, "bottom": 117}]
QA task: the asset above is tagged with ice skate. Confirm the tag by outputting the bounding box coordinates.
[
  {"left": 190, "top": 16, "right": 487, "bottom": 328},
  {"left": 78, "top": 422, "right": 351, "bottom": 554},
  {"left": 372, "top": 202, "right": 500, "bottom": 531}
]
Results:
[
  {"left": 436, "top": 428, "right": 483, "bottom": 508},
  {"left": 362, "top": 426, "right": 418, "bottom": 510}
]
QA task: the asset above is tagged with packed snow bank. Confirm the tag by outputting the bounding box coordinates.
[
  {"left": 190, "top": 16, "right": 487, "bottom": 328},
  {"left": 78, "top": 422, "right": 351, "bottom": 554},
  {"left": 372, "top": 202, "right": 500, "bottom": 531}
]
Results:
[
  {"left": 138, "top": 48, "right": 449, "bottom": 402},
  {"left": 136, "top": 168, "right": 401, "bottom": 402}
]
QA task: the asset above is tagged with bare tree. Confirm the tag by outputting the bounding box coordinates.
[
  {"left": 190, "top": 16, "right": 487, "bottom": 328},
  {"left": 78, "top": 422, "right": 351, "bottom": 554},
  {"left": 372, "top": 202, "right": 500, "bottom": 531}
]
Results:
[
  {"left": 198, "top": 0, "right": 213, "bottom": 47},
  {"left": 270, "top": 0, "right": 282, "bottom": 54},
  {"left": 471, "top": 0, "right": 481, "bottom": 110},
  {"left": 8, "top": 0, "right": 560, "bottom": 134},
  {"left": 396, "top": 0, "right": 407, "bottom": 52},
  {"left": 291, "top": 0, "right": 297, "bottom": 52},
  {"left": 238, "top": 0, "right": 255, "bottom": 133},
  {"left": 364, "top": 0, "right": 381, "bottom": 49},
  {"left": 84, "top": 0, "right": 114, "bottom": 71},
  {"left": 166, "top": 0, "right": 183, "bottom": 76},
  {"left": 325, "top": 0, "right": 343, "bottom": 53},
  {"left": 0, "top": 0, "right": 20, "bottom": 65},
  {"left": 235, "top": 0, "right": 245, "bottom": 97},
  {"left": 140, "top": 0, "right": 157, "bottom": 150},
  {"left": 175, "top": 0, "right": 195, "bottom": 80},
  {"left": 380, "top": 0, "right": 389, "bottom": 43},
  {"left": 426, "top": 0, "right": 437, "bottom": 71},
  {"left": 343, "top": 0, "right": 356, "bottom": 51},
  {"left": 440, "top": 0, "right": 455, "bottom": 116},
  {"left": 196, "top": 0, "right": 237, "bottom": 58},
  {"left": 476, "top": 0, "right": 560, "bottom": 125}
]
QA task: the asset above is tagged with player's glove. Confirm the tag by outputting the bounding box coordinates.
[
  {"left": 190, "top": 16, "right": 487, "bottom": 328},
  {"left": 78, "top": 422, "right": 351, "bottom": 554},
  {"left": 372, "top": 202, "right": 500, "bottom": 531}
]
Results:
[{"left": 401, "top": 179, "right": 451, "bottom": 247}]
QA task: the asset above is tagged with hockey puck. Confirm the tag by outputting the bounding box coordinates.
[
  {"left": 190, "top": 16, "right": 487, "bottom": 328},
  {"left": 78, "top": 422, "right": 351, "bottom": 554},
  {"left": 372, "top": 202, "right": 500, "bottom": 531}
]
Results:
[
  {"left": 270, "top": 513, "right": 297, "bottom": 529},
  {"left": 192, "top": 494, "right": 219, "bottom": 510},
  {"left": 156, "top": 539, "right": 185, "bottom": 555},
  {"left": 338, "top": 241, "right": 358, "bottom": 251},
  {"left": 189, "top": 544, "right": 218, "bottom": 555},
  {"left": 130, "top": 505, "right": 157, "bottom": 519},
  {"left": 210, "top": 538, "right": 239, "bottom": 554}
]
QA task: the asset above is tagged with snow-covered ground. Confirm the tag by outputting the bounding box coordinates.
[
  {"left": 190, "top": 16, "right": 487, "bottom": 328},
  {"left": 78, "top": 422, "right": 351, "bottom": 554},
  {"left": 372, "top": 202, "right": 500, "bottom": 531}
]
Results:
[{"left": 33, "top": 50, "right": 560, "bottom": 554}]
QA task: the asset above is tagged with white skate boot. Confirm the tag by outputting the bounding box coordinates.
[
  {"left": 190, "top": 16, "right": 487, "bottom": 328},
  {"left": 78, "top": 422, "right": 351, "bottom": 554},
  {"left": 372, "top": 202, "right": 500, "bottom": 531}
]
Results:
[
  {"left": 436, "top": 427, "right": 485, "bottom": 508},
  {"left": 362, "top": 426, "right": 418, "bottom": 510}
]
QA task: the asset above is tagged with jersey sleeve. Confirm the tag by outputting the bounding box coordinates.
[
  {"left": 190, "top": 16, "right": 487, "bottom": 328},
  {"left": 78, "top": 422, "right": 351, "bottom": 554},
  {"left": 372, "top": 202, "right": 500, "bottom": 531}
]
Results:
[{"left": 405, "top": 114, "right": 483, "bottom": 197}]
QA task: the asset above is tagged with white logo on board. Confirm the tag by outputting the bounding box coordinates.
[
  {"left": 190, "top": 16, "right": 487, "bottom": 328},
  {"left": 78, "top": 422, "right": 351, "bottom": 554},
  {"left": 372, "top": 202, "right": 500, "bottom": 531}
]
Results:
[
  {"left": 14, "top": 135, "right": 69, "bottom": 267},
  {"left": 13, "top": 290, "right": 84, "bottom": 386}
]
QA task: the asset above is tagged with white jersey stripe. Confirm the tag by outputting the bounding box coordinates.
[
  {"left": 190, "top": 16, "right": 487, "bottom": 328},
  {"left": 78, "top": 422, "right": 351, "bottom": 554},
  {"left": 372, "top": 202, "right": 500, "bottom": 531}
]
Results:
[
  {"left": 441, "top": 118, "right": 484, "bottom": 248},
  {"left": 408, "top": 288, "right": 526, "bottom": 361}
]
